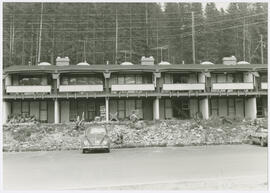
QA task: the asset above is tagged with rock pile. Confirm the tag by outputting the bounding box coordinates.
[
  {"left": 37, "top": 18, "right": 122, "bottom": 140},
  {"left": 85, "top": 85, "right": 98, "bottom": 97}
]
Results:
[{"left": 3, "top": 118, "right": 266, "bottom": 152}]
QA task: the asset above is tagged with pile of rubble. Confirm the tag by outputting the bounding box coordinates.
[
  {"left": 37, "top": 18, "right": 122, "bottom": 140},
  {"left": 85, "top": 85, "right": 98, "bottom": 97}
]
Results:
[
  {"left": 3, "top": 117, "right": 266, "bottom": 152},
  {"left": 7, "top": 114, "right": 38, "bottom": 124}
]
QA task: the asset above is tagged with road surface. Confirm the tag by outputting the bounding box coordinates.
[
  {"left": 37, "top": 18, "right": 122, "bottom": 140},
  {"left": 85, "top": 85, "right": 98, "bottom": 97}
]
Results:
[{"left": 3, "top": 144, "right": 268, "bottom": 190}]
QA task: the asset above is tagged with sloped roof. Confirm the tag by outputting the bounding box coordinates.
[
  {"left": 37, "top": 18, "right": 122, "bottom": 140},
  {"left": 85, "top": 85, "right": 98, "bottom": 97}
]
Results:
[{"left": 3, "top": 63, "right": 268, "bottom": 74}]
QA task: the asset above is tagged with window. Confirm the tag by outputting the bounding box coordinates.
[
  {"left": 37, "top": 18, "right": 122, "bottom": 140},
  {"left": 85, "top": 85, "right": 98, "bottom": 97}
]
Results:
[
  {"left": 211, "top": 99, "right": 218, "bottom": 117},
  {"left": 40, "top": 101, "right": 47, "bottom": 122},
  {"left": 234, "top": 74, "right": 243, "bottom": 83},
  {"left": 87, "top": 102, "right": 96, "bottom": 121},
  {"left": 19, "top": 76, "right": 42, "bottom": 85},
  {"left": 261, "top": 74, "right": 267, "bottom": 82},
  {"left": 173, "top": 74, "right": 189, "bottom": 83},
  {"left": 22, "top": 102, "right": 30, "bottom": 116},
  {"left": 61, "top": 75, "right": 103, "bottom": 85}
]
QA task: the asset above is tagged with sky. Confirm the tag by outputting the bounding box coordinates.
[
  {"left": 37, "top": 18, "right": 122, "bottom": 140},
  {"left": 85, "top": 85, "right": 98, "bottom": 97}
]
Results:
[{"left": 202, "top": 2, "right": 230, "bottom": 10}]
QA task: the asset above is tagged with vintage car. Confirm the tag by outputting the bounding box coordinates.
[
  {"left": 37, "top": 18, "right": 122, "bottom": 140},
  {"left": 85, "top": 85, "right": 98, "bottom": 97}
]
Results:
[
  {"left": 249, "top": 126, "right": 268, "bottom": 147},
  {"left": 81, "top": 125, "right": 110, "bottom": 153}
]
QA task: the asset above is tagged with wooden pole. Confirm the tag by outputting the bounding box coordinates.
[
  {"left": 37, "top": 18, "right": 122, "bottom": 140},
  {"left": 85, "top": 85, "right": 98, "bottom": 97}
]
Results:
[
  {"left": 260, "top": 34, "right": 264, "bottom": 64},
  {"left": 115, "top": 8, "right": 118, "bottom": 64},
  {"left": 192, "top": 11, "right": 196, "bottom": 64},
  {"left": 37, "top": 3, "right": 43, "bottom": 63},
  {"left": 243, "top": 18, "right": 246, "bottom": 61}
]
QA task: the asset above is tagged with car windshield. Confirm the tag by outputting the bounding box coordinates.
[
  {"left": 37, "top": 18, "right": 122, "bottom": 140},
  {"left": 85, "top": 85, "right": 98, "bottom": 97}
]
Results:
[{"left": 90, "top": 127, "right": 106, "bottom": 134}]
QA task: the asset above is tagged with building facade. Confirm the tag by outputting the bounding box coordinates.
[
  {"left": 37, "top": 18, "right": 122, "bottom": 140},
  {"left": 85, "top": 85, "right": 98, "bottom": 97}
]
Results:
[{"left": 2, "top": 56, "right": 268, "bottom": 124}]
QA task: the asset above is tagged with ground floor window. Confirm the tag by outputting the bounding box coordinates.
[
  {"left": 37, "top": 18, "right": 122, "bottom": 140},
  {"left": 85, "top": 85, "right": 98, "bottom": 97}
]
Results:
[
  {"left": 11, "top": 101, "right": 48, "bottom": 122},
  {"left": 257, "top": 97, "right": 268, "bottom": 117},
  {"left": 109, "top": 99, "right": 143, "bottom": 120},
  {"left": 210, "top": 97, "right": 245, "bottom": 118},
  {"left": 69, "top": 100, "right": 104, "bottom": 122}
]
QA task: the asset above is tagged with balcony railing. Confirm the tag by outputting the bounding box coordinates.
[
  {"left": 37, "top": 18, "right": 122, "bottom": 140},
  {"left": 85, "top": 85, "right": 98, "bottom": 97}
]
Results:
[
  {"left": 111, "top": 84, "right": 155, "bottom": 91},
  {"left": 59, "top": 85, "right": 103, "bottom": 92},
  {"left": 261, "top": 82, "right": 268, "bottom": 90},
  {"left": 6, "top": 85, "right": 51, "bottom": 93},
  {"left": 162, "top": 83, "right": 205, "bottom": 91},
  {"left": 212, "top": 82, "right": 254, "bottom": 90}
]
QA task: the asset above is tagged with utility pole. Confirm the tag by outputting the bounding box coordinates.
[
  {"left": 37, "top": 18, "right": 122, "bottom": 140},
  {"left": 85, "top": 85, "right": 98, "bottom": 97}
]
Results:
[
  {"left": 145, "top": 3, "right": 149, "bottom": 55},
  {"left": 115, "top": 8, "right": 118, "bottom": 64},
  {"left": 191, "top": 11, "right": 195, "bottom": 64},
  {"left": 129, "top": 6, "right": 132, "bottom": 61},
  {"left": 9, "top": 16, "right": 12, "bottom": 65},
  {"left": 37, "top": 2, "right": 43, "bottom": 63},
  {"left": 260, "top": 34, "right": 264, "bottom": 64},
  {"left": 21, "top": 31, "right": 25, "bottom": 65},
  {"left": 243, "top": 18, "right": 246, "bottom": 61},
  {"left": 30, "top": 24, "right": 34, "bottom": 66},
  {"left": 83, "top": 40, "right": 86, "bottom": 62}
]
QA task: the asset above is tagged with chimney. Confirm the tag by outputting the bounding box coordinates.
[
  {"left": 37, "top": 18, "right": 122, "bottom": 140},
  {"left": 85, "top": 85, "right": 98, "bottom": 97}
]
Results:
[
  {"left": 56, "top": 56, "right": 70, "bottom": 66},
  {"left": 141, "top": 56, "right": 154, "bottom": 65},
  {"left": 222, "top": 56, "right": 237, "bottom": 65}
]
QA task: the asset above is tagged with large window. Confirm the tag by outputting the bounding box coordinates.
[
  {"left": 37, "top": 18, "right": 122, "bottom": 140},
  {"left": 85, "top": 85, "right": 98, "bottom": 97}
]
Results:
[
  {"left": 211, "top": 73, "right": 243, "bottom": 83},
  {"left": 109, "top": 99, "right": 143, "bottom": 120},
  {"left": 19, "top": 76, "right": 42, "bottom": 85},
  {"left": 112, "top": 74, "right": 151, "bottom": 85},
  {"left": 61, "top": 75, "right": 103, "bottom": 85}
]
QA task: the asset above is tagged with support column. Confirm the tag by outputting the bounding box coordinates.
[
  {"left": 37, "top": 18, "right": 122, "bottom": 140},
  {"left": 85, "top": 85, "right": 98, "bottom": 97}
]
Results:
[
  {"left": 105, "top": 98, "right": 109, "bottom": 122},
  {"left": 54, "top": 99, "right": 60, "bottom": 123},
  {"left": 245, "top": 97, "right": 257, "bottom": 120},
  {"left": 200, "top": 97, "right": 209, "bottom": 120},
  {"left": 153, "top": 97, "right": 160, "bottom": 120},
  {"left": 2, "top": 101, "right": 11, "bottom": 124}
]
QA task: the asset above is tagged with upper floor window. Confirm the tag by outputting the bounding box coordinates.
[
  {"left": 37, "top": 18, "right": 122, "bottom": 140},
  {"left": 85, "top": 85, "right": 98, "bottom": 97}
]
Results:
[
  {"left": 18, "top": 75, "right": 49, "bottom": 86},
  {"left": 211, "top": 73, "right": 243, "bottom": 83},
  {"left": 261, "top": 73, "right": 267, "bottom": 82},
  {"left": 61, "top": 75, "right": 103, "bottom": 85},
  {"left": 111, "top": 74, "right": 152, "bottom": 85}
]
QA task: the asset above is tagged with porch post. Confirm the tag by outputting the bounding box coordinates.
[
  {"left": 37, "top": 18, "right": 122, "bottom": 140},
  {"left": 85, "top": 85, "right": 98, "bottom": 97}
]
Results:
[
  {"left": 245, "top": 97, "right": 257, "bottom": 120},
  {"left": 200, "top": 97, "right": 209, "bottom": 120},
  {"left": 2, "top": 101, "right": 11, "bottom": 124},
  {"left": 54, "top": 99, "right": 60, "bottom": 123},
  {"left": 105, "top": 97, "right": 109, "bottom": 122},
  {"left": 153, "top": 97, "right": 160, "bottom": 120}
]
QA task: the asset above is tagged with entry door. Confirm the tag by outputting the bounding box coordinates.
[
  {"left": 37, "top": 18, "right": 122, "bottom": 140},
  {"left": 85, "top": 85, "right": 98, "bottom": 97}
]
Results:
[{"left": 77, "top": 101, "right": 86, "bottom": 120}]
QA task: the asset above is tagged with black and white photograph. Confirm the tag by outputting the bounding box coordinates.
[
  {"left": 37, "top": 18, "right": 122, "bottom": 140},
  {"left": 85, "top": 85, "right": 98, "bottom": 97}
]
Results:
[{"left": 1, "top": 1, "right": 268, "bottom": 191}]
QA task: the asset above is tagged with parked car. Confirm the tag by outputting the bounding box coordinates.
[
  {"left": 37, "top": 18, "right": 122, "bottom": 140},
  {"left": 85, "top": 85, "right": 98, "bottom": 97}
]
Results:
[
  {"left": 81, "top": 125, "right": 110, "bottom": 153},
  {"left": 249, "top": 126, "right": 268, "bottom": 147}
]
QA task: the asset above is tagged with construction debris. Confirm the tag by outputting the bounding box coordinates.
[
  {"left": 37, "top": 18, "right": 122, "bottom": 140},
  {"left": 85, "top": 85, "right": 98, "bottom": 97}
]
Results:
[{"left": 3, "top": 118, "right": 266, "bottom": 152}]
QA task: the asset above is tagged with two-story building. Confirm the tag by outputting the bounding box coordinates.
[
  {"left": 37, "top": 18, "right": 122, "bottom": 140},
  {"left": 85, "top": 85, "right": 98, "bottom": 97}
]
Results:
[{"left": 2, "top": 56, "right": 268, "bottom": 124}]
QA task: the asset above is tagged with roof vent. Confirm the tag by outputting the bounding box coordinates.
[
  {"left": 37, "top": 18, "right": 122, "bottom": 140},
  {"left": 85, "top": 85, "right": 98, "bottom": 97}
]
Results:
[
  {"left": 158, "top": 61, "right": 171, "bottom": 65},
  {"left": 141, "top": 56, "right": 154, "bottom": 65},
  {"left": 77, "top": 61, "right": 90, "bottom": 66},
  {"left": 222, "top": 55, "right": 237, "bottom": 65},
  {"left": 201, "top": 61, "right": 214, "bottom": 65},
  {"left": 38, "top": 62, "right": 51, "bottom": 66},
  {"left": 237, "top": 61, "right": 250, "bottom": 65},
  {"left": 120, "top": 61, "right": 133, "bottom": 66},
  {"left": 56, "top": 56, "right": 70, "bottom": 66}
]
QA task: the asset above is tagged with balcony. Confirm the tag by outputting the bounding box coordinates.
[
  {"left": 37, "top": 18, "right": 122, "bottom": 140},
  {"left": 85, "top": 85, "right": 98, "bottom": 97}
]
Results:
[
  {"left": 162, "top": 83, "right": 205, "bottom": 91},
  {"left": 261, "top": 82, "right": 268, "bottom": 90},
  {"left": 6, "top": 85, "right": 52, "bottom": 93},
  {"left": 59, "top": 85, "right": 103, "bottom": 92},
  {"left": 212, "top": 82, "right": 254, "bottom": 90},
  {"left": 111, "top": 84, "right": 155, "bottom": 91}
]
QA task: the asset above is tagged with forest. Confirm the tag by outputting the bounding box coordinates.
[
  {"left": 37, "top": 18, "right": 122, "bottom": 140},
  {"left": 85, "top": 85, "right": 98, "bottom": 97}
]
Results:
[{"left": 2, "top": 2, "right": 268, "bottom": 67}]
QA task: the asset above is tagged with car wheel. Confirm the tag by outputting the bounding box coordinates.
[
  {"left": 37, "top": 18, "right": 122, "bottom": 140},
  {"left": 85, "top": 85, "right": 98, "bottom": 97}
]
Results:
[
  {"left": 82, "top": 149, "right": 86, "bottom": 154},
  {"left": 106, "top": 148, "right": 110, "bottom": 153}
]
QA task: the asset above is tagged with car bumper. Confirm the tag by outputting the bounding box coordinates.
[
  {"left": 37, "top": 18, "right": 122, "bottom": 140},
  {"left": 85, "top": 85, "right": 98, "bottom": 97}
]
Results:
[{"left": 82, "top": 145, "right": 109, "bottom": 150}]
